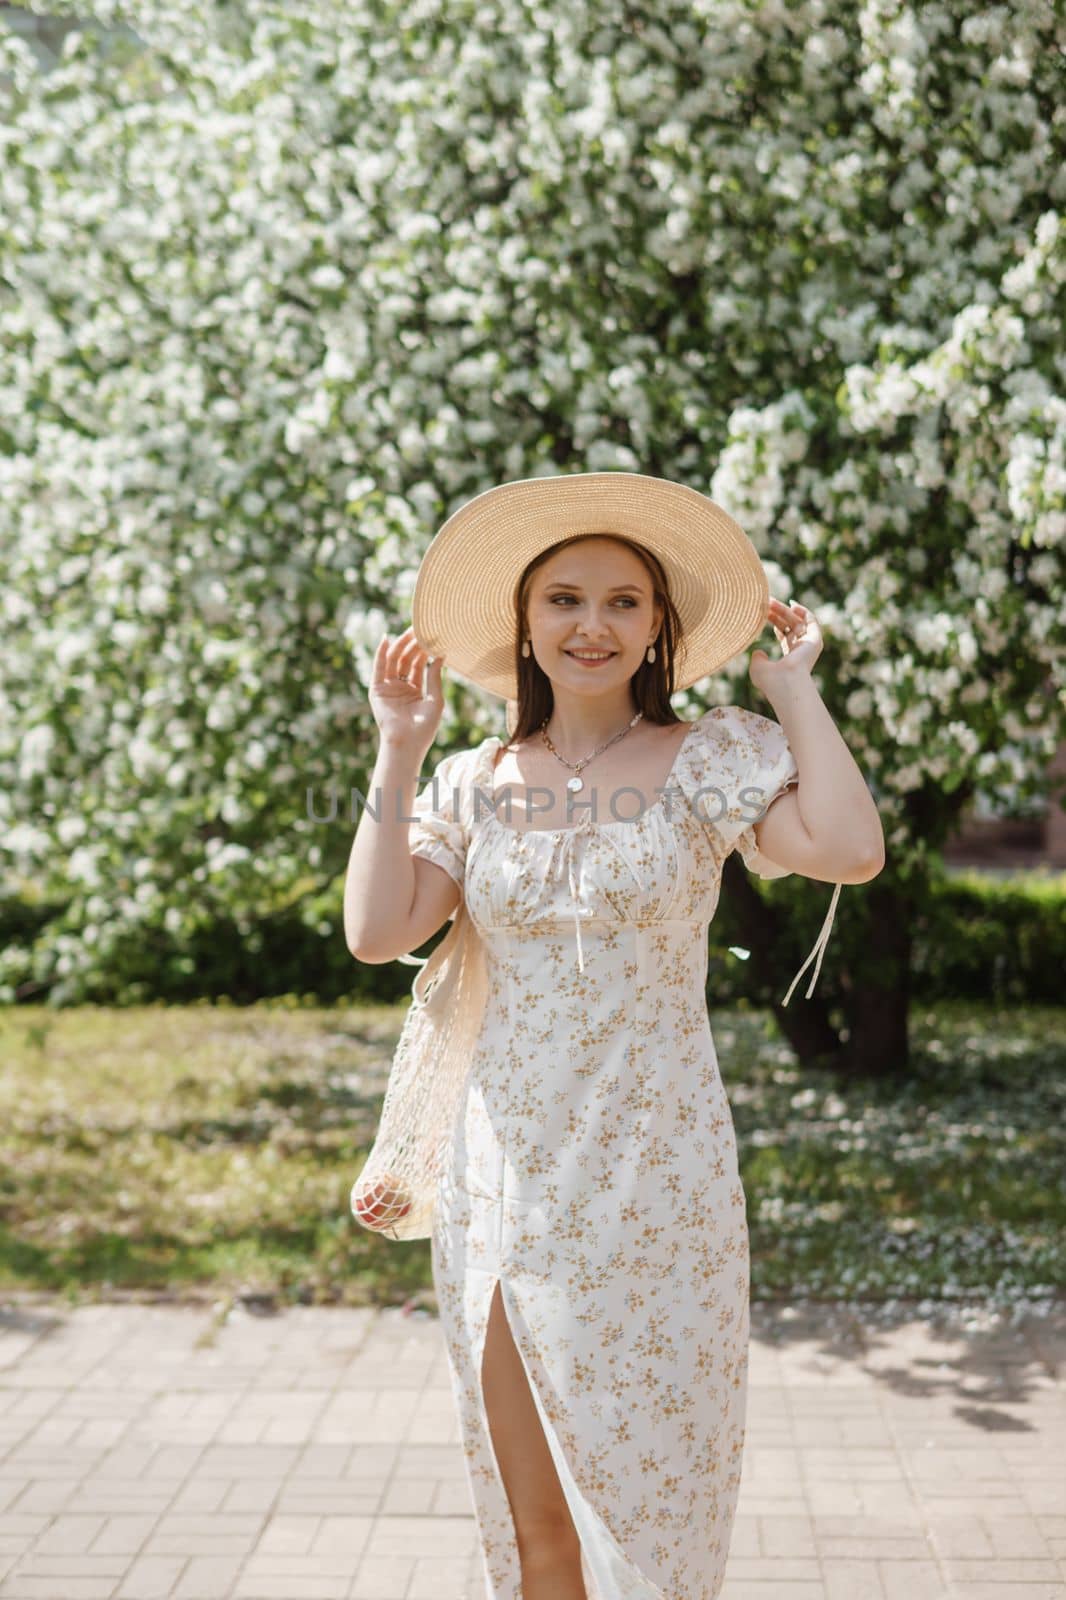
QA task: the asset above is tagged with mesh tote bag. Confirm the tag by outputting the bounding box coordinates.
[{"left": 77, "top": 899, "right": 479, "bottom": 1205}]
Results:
[{"left": 349, "top": 747, "right": 488, "bottom": 1243}]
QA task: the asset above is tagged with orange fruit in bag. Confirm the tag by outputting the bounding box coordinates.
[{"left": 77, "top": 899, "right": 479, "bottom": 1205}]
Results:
[{"left": 352, "top": 1172, "right": 413, "bottom": 1230}]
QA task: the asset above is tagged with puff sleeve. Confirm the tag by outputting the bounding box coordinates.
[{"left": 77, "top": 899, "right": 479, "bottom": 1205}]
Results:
[
  {"left": 407, "top": 746, "right": 473, "bottom": 891},
  {"left": 676, "top": 705, "right": 798, "bottom": 871},
  {"left": 724, "top": 706, "right": 801, "bottom": 878}
]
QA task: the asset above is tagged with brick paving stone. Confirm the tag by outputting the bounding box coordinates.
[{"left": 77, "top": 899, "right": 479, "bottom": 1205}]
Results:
[
  {"left": 1019, "top": 1481, "right": 1066, "bottom": 1516},
  {"left": 408, "top": 1555, "right": 472, "bottom": 1598},
  {"left": 0, "top": 1557, "right": 127, "bottom": 1581},
  {"left": 821, "top": 1560, "right": 886, "bottom": 1598},
  {"left": 723, "top": 1586, "right": 824, "bottom": 1599},
  {"left": 813, "top": 1515, "right": 922, "bottom": 1542},
  {"left": 0, "top": 1518, "right": 49, "bottom": 1559},
  {"left": 878, "top": 1563, "right": 950, "bottom": 1600},
  {"left": 217, "top": 1484, "right": 279, "bottom": 1516},
  {"left": 309, "top": 1516, "right": 373, "bottom": 1557},
  {"left": 28, "top": 1517, "right": 108, "bottom": 1556},
  {"left": 346, "top": 1554, "right": 413, "bottom": 1599},
  {"left": 114, "top": 1555, "right": 187, "bottom": 1598},
  {"left": 0, "top": 1295, "right": 1060, "bottom": 1598},
  {"left": 271, "top": 1483, "right": 380, "bottom": 1518},
  {"left": 959, "top": 1589, "right": 1066, "bottom": 1600},
  {"left": 430, "top": 1480, "right": 476, "bottom": 1517},
  {"left": 728, "top": 1556, "right": 822, "bottom": 1579},
  {"left": 981, "top": 1516, "right": 1055, "bottom": 1559},
  {"left": 171, "top": 1556, "right": 245, "bottom": 1599},
  {"left": 254, "top": 1516, "right": 320, "bottom": 1555},
  {"left": 820, "top": 1535, "right": 934, "bottom": 1561},
  {"left": 725, "top": 1515, "right": 758, "bottom": 1557},
  {"left": 926, "top": 1511, "right": 997, "bottom": 1557},
  {"left": 758, "top": 1513, "right": 818, "bottom": 1558},
  {"left": 88, "top": 1515, "right": 158, "bottom": 1556},
  {"left": 232, "top": 1575, "right": 351, "bottom": 1600},
  {"left": 942, "top": 1557, "right": 1061, "bottom": 1582},
  {"left": 0, "top": 1580, "right": 117, "bottom": 1599}
]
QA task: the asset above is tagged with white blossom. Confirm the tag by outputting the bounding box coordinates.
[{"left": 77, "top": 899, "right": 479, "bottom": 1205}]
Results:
[{"left": 0, "top": 0, "right": 1061, "bottom": 1000}]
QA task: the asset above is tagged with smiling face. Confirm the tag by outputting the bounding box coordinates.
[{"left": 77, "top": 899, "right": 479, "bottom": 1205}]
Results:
[{"left": 524, "top": 536, "right": 663, "bottom": 691}]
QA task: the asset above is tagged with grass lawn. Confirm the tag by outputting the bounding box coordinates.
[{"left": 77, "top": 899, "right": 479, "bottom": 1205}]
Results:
[{"left": 0, "top": 999, "right": 1062, "bottom": 1312}]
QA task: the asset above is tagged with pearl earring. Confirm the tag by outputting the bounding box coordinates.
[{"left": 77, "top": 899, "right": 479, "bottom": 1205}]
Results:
[
  {"left": 646, "top": 643, "right": 656, "bottom": 663},
  {"left": 521, "top": 639, "right": 531, "bottom": 658}
]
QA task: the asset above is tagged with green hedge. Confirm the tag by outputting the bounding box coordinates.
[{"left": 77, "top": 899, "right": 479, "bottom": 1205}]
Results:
[
  {"left": 908, "top": 868, "right": 1066, "bottom": 1005},
  {"left": 1, "top": 868, "right": 1063, "bottom": 1008},
  {"left": 706, "top": 866, "right": 1066, "bottom": 1009}
]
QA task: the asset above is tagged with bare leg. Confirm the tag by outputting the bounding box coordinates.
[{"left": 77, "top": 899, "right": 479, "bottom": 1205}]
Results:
[{"left": 481, "top": 1280, "right": 587, "bottom": 1600}]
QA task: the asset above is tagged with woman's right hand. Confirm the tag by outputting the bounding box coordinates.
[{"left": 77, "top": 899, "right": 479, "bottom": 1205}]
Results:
[{"left": 368, "top": 626, "right": 445, "bottom": 753}]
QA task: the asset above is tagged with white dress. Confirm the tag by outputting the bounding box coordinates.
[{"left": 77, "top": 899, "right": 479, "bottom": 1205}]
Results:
[{"left": 406, "top": 705, "right": 841, "bottom": 1600}]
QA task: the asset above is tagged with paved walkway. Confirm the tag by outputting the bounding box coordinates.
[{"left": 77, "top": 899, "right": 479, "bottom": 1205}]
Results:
[{"left": 0, "top": 1293, "right": 1062, "bottom": 1599}]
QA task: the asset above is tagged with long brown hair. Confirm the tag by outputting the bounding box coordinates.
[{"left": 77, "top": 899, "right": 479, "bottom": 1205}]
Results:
[{"left": 504, "top": 534, "right": 685, "bottom": 743}]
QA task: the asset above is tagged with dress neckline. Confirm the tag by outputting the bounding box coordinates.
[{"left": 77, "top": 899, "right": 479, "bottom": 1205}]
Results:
[{"left": 478, "top": 715, "right": 705, "bottom": 837}]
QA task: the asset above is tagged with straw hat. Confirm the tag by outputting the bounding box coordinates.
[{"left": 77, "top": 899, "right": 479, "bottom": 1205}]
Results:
[{"left": 411, "top": 471, "right": 771, "bottom": 702}]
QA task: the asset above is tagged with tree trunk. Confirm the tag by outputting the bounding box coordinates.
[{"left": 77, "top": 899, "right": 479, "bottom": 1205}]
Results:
[
  {"left": 724, "top": 858, "right": 841, "bottom": 1064},
  {"left": 838, "top": 877, "right": 915, "bottom": 1080},
  {"left": 725, "top": 860, "right": 916, "bottom": 1081}
]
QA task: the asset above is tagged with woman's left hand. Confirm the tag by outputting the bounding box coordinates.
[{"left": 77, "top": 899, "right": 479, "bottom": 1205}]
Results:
[{"left": 749, "top": 597, "right": 823, "bottom": 693}]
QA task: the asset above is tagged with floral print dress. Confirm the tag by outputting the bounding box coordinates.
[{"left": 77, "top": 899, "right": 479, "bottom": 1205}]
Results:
[{"left": 406, "top": 705, "right": 841, "bottom": 1600}]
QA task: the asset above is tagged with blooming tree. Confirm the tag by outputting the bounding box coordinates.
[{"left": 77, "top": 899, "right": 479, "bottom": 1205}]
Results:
[{"left": 0, "top": 0, "right": 1062, "bottom": 1073}]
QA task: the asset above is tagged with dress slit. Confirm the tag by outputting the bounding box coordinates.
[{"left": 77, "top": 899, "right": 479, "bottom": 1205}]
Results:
[{"left": 474, "top": 1272, "right": 667, "bottom": 1600}]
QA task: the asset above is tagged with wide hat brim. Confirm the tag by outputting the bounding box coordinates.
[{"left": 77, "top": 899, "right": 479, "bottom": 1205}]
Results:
[{"left": 411, "top": 471, "right": 770, "bottom": 702}]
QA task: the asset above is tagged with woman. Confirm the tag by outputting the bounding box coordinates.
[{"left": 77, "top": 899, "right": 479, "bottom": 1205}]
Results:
[{"left": 345, "top": 472, "right": 884, "bottom": 1600}]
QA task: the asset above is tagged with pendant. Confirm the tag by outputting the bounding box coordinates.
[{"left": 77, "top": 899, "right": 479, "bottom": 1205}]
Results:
[{"left": 567, "top": 775, "right": 583, "bottom": 793}]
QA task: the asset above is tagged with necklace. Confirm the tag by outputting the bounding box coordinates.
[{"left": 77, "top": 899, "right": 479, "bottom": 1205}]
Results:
[{"left": 538, "top": 710, "right": 645, "bottom": 793}]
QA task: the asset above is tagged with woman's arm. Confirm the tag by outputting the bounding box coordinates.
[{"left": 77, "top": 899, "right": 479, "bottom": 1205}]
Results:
[
  {"left": 344, "top": 627, "right": 461, "bottom": 963},
  {"left": 748, "top": 599, "right": 886, "bottom": 883},
  {"left": 344, "top": 737, "right": 460, "bottom": 962}
]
